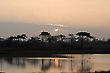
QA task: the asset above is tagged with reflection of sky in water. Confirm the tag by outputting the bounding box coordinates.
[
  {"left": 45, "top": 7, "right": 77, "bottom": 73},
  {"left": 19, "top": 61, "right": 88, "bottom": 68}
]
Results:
[{"left": 0, "top": 54, "right": 110, "bottom": 73}]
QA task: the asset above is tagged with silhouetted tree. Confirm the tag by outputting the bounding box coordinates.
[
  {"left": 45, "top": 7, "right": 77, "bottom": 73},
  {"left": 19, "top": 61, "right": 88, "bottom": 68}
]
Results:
[
  {"left": 39, "top": 32, "right": 51, "bottom": 42},
  {"left": 16, "top": 34, "right": 27, "bottom": 41},
  {"left": 68, "top": 34, "right": 76, "bottom": 47},
  {"left": 8, "top": 36, "right": 17, "bottom": 41},
  {"left": 76, "top": 32, "right": 93, "bottom": 48},
  {"left": 56, "top": 34, "right": 66, "bottom": 41}
]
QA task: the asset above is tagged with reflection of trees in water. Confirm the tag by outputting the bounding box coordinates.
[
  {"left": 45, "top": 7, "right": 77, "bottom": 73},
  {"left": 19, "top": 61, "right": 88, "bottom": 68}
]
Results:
[
  {"left": 70, "top": 56, "right": 75, "bottom": 72},
  {"left": 3, "top": 58, "right": 26, "bottom": 68},
  {"left": 2, "top": 58, "right": 40, "bottom": 68},
  {"left": 77, "top": 55, "right": 93, "bottom": 73},
  {"left": 27, "top": 59, "right": 40, "bottom": 67},
  {"left": 41, "top": 59, "right": 51, "bottom": 73},
  {"left": 1, "top": 57, "right": 40, "bottom": 68},
  {"left": 0, "top": 57, "right": 39, "bottom": 69},
  {"left": 41, "top": 59, "right": 64, "bottom": 73},
  {"left": 0, "top": 55, "right": 93, "bottom": 73}
]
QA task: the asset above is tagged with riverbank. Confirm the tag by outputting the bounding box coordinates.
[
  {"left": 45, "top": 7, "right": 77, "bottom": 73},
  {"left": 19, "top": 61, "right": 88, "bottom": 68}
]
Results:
[
  {"left": 0, "top": 48, "right": 110, "bottom": 57},
  {"left": 93, "top": 71, "right": 110, "bottom": 73}
]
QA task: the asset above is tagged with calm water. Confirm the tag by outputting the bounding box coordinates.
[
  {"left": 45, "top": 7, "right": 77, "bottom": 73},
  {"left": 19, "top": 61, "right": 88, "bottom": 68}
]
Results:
[{"left": 0, "top": 54, "right": 110, "bottom": 73}]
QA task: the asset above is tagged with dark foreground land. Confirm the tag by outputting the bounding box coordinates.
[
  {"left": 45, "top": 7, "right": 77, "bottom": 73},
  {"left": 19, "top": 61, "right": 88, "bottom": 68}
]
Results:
[
  {"left": 0, "top": 47, "right": 110, "bottom": 57},
  {"left": 93, "top": 71, "right": 110, "bottom": 73}
]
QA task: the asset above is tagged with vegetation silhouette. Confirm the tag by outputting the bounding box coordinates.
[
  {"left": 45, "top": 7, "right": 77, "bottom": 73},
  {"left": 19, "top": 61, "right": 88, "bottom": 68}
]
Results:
[
  {"left": 76, "top": 32, "right": 93, "bottom": 48},
  {"left": 0, "top": 31, "right": 110, "bottom": 56}
]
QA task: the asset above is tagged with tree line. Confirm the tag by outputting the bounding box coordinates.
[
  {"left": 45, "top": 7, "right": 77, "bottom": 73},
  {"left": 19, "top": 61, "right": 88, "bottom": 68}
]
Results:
[{"left": 0, "top": 31, "right": 110, "bottom": 50}]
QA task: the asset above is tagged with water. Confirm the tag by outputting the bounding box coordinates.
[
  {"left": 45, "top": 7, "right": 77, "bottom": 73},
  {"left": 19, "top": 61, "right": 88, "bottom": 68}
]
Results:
[{"left": 0, "top": 54, "right": 110, "bottom": 73}]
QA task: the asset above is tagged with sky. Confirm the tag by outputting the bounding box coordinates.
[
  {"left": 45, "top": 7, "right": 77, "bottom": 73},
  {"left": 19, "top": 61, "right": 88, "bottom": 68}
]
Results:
[{"left": 0, "top": 0, "right": 110, "bottom": 39}]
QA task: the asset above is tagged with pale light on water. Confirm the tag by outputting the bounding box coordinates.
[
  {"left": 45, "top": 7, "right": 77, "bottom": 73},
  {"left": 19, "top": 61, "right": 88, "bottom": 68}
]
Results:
[{"left": 0, "top": 54, "right": 110, "bottom": 73}]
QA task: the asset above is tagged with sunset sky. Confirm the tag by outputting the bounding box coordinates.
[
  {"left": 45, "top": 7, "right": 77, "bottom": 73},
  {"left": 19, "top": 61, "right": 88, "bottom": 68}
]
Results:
[{"left": 0, "top": 0, "right": 110, "bottom": 39}]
